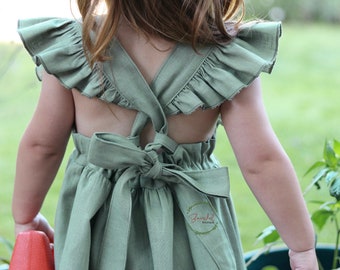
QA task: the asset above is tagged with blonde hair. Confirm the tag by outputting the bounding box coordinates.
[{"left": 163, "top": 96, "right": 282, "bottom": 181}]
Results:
[{"left": 77, "top": 0, "right": 245, "bottom": 67}]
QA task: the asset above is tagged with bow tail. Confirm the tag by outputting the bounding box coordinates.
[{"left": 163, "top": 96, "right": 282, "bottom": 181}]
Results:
[
  {"left": 57, "top": 168, "right": 113, "bottom": 270},
  {"left": 96, "top": 169, "right": 135, "bottom": 270},
  {"left": 143, "top": 184, "right": 174, "bottom": 270},
  {"left": 173, "top": 184, "right": 237, "bottom": 269}
]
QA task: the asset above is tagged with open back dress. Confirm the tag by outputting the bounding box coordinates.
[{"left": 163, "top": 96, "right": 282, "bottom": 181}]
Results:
[{"left": 18, "top": 17, "right": 281, "bottom": 270}]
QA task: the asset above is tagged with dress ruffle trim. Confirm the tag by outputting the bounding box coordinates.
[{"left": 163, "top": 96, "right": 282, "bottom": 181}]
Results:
[
  {"left": 18, "top": 17, "right": 130, "bottom": 108},
  {"left": 165, "top": 22, "right": 282, "bottom": 115},
  {"left": 18, "top": 18, "right": 281, "bottom": 114}
]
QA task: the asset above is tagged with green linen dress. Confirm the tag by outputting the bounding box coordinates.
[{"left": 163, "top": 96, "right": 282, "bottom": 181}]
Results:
[{"left": 18, "top": 18, "right": 281, "bottom": 270}]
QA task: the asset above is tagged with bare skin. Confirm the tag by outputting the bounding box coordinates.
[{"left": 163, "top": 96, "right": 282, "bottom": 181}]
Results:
[
  {"left": 72, "top": 90, "right": 219, "bottom": 146},
  {"left": 13, "top": 20, "right": 318, "bottom": 270}
]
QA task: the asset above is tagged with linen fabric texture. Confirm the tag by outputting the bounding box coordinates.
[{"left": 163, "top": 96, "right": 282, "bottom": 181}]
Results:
[{"left": 18, "top": 17, "right": 281, "bottom": 270}]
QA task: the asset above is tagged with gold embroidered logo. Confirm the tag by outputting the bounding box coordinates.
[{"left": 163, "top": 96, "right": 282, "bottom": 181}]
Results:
[{"left": 186, "top": 202, "right": 218, "bottom": 234}]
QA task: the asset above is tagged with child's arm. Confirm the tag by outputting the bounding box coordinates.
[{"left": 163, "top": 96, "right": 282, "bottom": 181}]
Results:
[
  {"left": 12, "top": 72, "right": 74, "bottom": 239},
  {"left": 220, "top": 78, "right": 318, "bottom": 268}
]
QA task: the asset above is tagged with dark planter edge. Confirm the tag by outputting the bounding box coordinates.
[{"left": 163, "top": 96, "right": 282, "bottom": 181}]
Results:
[{"left": 244, "top": 244, "right": 339, "bottom": 269}]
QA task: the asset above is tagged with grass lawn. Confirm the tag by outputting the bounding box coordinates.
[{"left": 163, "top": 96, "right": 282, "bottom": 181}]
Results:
[{"left": 0, "top": 23, "right": 339, "bottom": 259}]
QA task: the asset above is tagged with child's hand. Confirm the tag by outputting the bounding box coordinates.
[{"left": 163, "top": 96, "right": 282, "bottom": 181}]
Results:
[
  {"left": 15, "top": 213, "right": 54, "bottom": 242},
  {"left": 289, "top": 248, "right": 318, "bottom": 270}
]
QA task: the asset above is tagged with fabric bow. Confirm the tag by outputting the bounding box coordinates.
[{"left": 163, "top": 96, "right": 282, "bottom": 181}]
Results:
[{"left": 59, "top": 132, "right": 236, "bottom": 269}]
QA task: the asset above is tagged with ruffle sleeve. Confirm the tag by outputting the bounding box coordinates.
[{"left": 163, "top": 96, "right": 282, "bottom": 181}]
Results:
[
  {"left": 165, "top": 21, "right": 282, "bottom": 115},
  {"left": 17, "top": 17, "right": 129, "bottom": 107},
  {"left": 18, "top": 18, "right": 281, "bottom": 114}
]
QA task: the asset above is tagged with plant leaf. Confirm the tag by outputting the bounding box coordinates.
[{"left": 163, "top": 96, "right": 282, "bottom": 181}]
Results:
[
  {"left": 313, "top": 168, "right": 330, "bottom": 185},
  {"left": 304, "top": 161, "right": 326, "bottom": 177},
  {"left": 0, "top": 237, "right": 13, "bottom": 255},
  {"left": 323, "top": 140, "right": 337, "bottom": 167},
  {"left": 311, "top": 209, "right": 333, "bottom": 230},
  {"left": 307, "top": 200, "right": 328, "bottom": 206},
  {"left": 333, "top": 139, "right": 340, "bottom": 156},
  {"left": 0, "top": 257, "right": 10, "bottom": 264},
  {"left": 318, "top": 201, "right": 336, "bottom": 211},
  {"left": 256, "top": 225, "right": 280, "bottom": 245},
  {"left": 331, "top": 200, "right": 340, "bottom": 210},
  {"left": 304, "top": 168, "right": 329, "bottom": 195},
  {"left": 329, "top": 177, "right": 340, "bottom": 201},
  {"left": 325, "top": 171, "right": 339, "bottom": 186}
]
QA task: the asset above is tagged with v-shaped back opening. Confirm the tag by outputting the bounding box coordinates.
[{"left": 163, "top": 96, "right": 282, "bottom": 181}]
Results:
[
  {"left": 101, "top": 35, "right": 215, "bottom": 140},
  {"left": 105, "top": 41, "right": 169, "bottom": 134},
  {"left": 114, "top": 38, "right": 179, "bottom": 87}
]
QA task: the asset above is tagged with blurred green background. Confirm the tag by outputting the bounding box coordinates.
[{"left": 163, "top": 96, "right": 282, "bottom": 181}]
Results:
[
  {"left": 245, "top": 0, "right": 340, "bottom": 23},
  {"left": 1, "top": 0, "right": 340, "bottom": 262}
]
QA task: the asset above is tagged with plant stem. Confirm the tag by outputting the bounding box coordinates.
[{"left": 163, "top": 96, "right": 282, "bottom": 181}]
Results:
[{"left": 333, "top": 213, "right": 340, "bottom": 269}]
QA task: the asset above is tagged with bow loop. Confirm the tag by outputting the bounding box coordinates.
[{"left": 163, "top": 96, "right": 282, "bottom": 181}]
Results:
[
  {"left": 140, "top": 149, "right": 163, "bottom": 179},
  {"left": 88, "top": 133, "right": 166, "bottom": 179},
  {"left": 87, "top": 132, "right": 229, "bottom": 197}
]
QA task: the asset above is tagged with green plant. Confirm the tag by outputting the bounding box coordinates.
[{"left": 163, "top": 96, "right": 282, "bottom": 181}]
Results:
[
  {"left": 0, "top": 236, "right": 13, "bottom": 270},
  {"left": 251, "top": 139, "right": 340, "bottom": 269},
  {"left": 305, "top": 139, "right": 340, "bottom": 269}
]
